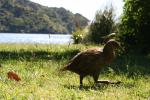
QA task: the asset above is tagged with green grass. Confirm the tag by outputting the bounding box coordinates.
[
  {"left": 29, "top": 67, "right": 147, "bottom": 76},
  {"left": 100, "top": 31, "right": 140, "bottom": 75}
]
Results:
[{"left": 0, "top": 43, "right": 150, "bottom": 100}]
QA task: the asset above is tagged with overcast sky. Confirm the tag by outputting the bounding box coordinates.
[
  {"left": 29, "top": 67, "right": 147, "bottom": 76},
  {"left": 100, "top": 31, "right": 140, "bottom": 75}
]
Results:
[{"left": 30, "top": 0, "right": 124, "bottom": 21}]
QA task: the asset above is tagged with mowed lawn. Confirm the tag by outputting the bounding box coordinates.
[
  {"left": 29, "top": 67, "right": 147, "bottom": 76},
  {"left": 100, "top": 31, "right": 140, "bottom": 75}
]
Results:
[{"left": 0, "top": 43, "right": 150, "bottom": 100}]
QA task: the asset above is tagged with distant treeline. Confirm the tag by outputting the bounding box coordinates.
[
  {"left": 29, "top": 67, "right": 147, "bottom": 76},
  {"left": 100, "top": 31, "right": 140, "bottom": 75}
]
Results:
[{"left": 0, "top": 0, "right": 89, "bottom": 34}]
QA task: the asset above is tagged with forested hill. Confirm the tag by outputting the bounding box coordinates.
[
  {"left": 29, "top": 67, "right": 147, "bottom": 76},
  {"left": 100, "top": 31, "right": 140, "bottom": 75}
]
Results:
[{"left": 0, "top": 0, "right": 89, "bottom": 34}]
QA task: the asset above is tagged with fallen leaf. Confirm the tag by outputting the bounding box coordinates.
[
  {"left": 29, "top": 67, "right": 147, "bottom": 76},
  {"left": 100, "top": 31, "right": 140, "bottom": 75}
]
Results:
[{"left": 7, "top": 71, "right": 21, "bottom": 81}]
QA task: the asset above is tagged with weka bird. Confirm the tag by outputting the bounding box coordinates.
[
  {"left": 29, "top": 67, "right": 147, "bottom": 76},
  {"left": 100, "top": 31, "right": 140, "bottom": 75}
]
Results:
[{"left": 61, "top": 39, "right": 122, "bottom": 86}]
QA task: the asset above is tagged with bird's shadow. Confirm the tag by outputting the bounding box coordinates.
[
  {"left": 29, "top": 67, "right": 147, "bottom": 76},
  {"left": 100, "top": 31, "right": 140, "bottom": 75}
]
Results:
[
  {"left": 64, "top": 84, "right": 106, "bottom": 91},
  {"left": 63, "top": 79, "right": 138, "bottom": 91},
  {"left": 63, "top": 83, "right": 122, "bottom": 91}
]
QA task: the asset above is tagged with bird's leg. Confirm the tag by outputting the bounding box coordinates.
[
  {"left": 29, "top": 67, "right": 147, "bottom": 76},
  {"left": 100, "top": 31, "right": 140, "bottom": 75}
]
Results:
[
  {"left": 96, "top": 80, "right": 111, "bottom": 84},
  {"left": 96, "top": 80, "right": 121, "bottom": 84},
  {"left": 93, "top": 74, "right": 99, "bottom": 84},
  {"left": 93, "top": 74, "right": 109, "bottom": 84},
  {"left": 80, "top": 75, "right": 84, "bottom": 88},
  {"left": 93, "top": 74, "right": 120, "bottom": 84}
]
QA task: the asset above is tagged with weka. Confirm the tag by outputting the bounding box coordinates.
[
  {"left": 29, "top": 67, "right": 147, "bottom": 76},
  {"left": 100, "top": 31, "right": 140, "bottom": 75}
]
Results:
[{"left": 61, "top": 39, "right": 122, "bottom": 86}]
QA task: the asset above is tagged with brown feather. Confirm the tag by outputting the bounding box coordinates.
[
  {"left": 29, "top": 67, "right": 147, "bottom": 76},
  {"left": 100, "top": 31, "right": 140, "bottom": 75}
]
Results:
[{"left": 61, "top": 39, "right": 121, "bottom": 86}]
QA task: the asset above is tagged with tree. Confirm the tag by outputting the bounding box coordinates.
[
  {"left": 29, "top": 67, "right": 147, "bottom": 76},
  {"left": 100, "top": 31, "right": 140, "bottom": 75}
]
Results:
[
  {"left": 119, "top": 0, "right": 150, "bottom": 53},
  {"left": 89, "top": 6, "right": 116, "bottom": 44}
]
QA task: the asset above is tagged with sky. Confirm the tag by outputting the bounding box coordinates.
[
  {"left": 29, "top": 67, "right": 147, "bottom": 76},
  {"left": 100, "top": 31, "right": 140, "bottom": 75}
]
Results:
[{"left": 30, "top": 0, "right": 124, "bottom": 21}]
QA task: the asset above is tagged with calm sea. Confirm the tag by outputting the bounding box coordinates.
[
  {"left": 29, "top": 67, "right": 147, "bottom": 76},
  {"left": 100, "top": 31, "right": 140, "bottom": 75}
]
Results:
[{"left": 0, "top": 33, "right": 73, "bottom": 44}]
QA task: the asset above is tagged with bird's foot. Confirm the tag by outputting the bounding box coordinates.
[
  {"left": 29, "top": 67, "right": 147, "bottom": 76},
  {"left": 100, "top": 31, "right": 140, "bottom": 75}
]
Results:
[
  {"left": 79, "top": 85, "right": 83, "bottom": 89},
  {"left": 96, "top": 80, "right": 122, "bottom": 84}
]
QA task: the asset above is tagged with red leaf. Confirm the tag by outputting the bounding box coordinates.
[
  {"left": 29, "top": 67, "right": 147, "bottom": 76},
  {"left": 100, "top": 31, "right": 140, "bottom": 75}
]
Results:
[{"left": 7, "top": 71, "right": 21, "bottom": 81}]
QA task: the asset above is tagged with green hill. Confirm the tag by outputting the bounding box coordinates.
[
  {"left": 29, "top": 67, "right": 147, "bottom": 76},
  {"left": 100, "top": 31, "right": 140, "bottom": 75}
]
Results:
[{"left": 0, "top": 0, "right": 89, "bottom": 34}]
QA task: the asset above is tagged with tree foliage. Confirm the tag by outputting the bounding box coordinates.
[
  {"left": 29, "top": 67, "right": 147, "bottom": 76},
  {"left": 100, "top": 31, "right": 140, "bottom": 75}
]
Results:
[
  {"left": 119, "top": 0, "right": 150, "bottom": 53},
  {"left": 89, "top": 6, "right": 116, "bottom": 44}
]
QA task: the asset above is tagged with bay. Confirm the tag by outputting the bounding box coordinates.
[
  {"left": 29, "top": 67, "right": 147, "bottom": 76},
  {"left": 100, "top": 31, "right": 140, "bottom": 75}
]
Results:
[{"left": 0, "top": 33, "right": 73, "bottom": 44}]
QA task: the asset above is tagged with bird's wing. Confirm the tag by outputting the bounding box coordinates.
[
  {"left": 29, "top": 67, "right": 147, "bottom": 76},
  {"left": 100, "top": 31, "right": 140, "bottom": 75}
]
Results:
[
  {"left": 69, "top": 48, "right": 102, "bottom": 62},
  {"left": 66, "top": 48, "right": 104, "bottom": 71}
]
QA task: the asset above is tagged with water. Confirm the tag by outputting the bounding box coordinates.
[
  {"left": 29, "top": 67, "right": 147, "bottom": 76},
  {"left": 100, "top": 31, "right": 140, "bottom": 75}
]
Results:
[{"left": 0, "top": 33, "right": 73, "bottom": 44}]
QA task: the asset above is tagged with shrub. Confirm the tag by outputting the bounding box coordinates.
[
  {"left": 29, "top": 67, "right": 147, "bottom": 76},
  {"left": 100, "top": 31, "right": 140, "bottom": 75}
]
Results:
[
  {"left": 119, "top": 0, "right": 150, "bottom": 54},
  {"left": 72, "top": 28, "right": 84, "bottom": 44},
  {"left": 89, "top": 6, "right": 117, "bottom": 44},
  {"left": 72, "top": 27, "right": 91, "bottom": 44}
]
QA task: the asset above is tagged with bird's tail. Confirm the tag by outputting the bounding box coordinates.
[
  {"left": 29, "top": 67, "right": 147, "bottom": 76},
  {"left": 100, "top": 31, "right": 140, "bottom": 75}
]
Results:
[
  {"left": 57, "top": 65, "right": 68, "bottom": 76},
  {"left": 59, "top": 66, "right": 68, "bottom": 71}
]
